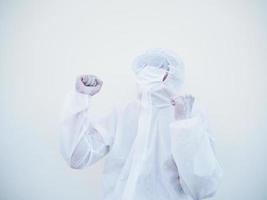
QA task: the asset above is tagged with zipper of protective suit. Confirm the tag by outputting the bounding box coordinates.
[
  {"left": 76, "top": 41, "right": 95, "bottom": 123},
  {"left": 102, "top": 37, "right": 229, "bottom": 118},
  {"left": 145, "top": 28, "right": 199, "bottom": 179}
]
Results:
[{"left": 121, "top": 88, "right": 153, "bottom": 200}]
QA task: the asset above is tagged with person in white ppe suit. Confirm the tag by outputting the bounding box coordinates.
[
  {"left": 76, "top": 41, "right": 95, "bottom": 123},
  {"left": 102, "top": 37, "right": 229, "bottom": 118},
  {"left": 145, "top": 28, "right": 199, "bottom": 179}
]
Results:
[{"left": 60, "top": 49, "right": 223, "bottom": 200}]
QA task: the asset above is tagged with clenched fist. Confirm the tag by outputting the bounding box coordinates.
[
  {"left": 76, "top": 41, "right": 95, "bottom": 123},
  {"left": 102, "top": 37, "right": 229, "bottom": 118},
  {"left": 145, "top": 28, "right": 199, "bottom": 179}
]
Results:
[
  {"left": 171, "top": 94, "right": 195, "bottom": 120},
  {"left": 75, "top": 74, "right": 103, "bottom": 96}
]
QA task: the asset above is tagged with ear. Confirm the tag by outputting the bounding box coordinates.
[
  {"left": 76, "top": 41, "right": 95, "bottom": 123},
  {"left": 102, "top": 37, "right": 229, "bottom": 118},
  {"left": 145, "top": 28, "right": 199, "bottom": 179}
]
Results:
[{"left": 162, "top": 72, "right": 169, "bottom": 81}]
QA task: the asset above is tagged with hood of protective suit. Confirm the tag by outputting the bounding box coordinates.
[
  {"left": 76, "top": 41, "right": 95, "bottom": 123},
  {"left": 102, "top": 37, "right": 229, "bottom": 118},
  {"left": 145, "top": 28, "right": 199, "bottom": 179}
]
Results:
[{"left": 133, "top": 49, "right": 185, "bottom": 108}]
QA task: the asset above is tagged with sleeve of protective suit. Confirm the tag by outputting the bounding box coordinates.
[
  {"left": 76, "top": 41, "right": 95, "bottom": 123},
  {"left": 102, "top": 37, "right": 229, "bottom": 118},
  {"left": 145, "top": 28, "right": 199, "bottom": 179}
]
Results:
[
  {"left": 169, "top": 101, "right": 223, "bottom": 200},
  {"left": 59, "top": 90, "right": 117, "bottom": 169}
]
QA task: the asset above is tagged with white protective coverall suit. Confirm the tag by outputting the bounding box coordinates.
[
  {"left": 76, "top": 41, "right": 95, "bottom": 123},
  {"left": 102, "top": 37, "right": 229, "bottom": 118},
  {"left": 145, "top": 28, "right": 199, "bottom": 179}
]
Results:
[{"left": 60, "top": 49, "right": 223, "bottom": 200}]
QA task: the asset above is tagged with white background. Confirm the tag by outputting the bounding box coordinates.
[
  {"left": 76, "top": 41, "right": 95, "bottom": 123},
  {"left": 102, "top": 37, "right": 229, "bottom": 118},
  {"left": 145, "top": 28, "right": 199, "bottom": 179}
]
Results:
[{"left": 1, "top": 0, "right": 267, "bottom": 199}]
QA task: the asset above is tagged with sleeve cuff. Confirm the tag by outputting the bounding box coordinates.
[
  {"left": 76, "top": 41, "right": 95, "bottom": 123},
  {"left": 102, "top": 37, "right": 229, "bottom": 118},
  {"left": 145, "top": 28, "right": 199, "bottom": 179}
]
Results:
[
  {"left": 60, "top": 90, "right": 92, "bottom": 122},
  {"left": 170, "top": 115, "right": 201, "bottom": 130},
  {"left": 169, "top": 114, "right": 206, "bottom": 145}
]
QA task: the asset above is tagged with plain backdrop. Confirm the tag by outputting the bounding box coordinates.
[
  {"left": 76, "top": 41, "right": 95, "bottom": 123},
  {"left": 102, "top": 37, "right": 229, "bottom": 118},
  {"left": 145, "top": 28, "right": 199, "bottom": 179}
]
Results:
[{"left": 1, "top": 0, "right": 267, "bottom": 199}]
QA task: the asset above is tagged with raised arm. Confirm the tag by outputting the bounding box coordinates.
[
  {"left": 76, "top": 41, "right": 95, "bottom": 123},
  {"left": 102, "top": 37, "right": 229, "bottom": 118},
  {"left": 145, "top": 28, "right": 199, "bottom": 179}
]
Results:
[
  {"left": 60, "top": 75, "right": 117, "bottom": 169},
  {"left": 170, "top": 95, "right": 223, "bottom": 200}
]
